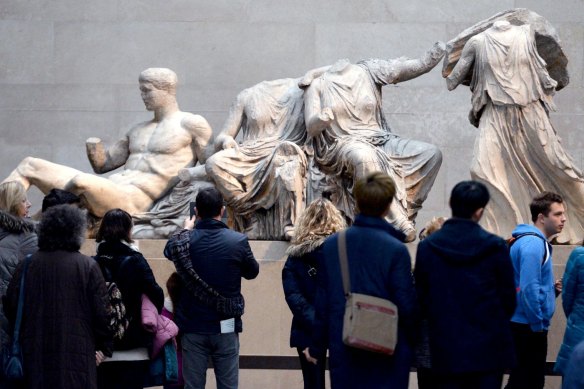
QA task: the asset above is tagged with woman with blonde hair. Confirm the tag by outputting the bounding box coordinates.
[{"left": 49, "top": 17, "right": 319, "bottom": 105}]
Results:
[
  {"left": 0, "top": 180, "right": 37, "bottom": 382},
  {"left": 282, "top": 197, "right": 346, "bottom": 389}
]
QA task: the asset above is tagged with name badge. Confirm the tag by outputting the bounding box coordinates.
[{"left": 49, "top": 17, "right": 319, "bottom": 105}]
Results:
[{"left": 220, "top": 318, "right": 235, "bottom": 334}]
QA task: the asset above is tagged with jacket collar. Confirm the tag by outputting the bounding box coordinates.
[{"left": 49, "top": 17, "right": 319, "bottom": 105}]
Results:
[
  {"left": 195, "top": 218, "right": 229, "bottom": 230},
  {"left": 0, "top": 209, "right": 35, "bottom": 239},
  {"left": 353, "top": 214, "right": 406, "bottom": 242}
]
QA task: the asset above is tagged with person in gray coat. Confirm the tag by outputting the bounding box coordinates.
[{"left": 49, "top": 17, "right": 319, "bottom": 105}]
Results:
[{"left": 0, "top": 181, "right": 37, "bottom": 354}]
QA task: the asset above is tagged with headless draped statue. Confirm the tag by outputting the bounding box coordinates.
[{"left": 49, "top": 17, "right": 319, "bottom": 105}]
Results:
[
  {"left": 445, "top": 10, "right": 583, "bottom": 244},
  {"left": 301, "top": 42, "right": 446, "bottom": 241},
  {"left": 204, "top": 75, "right": 320, "bottom": 240},
  {"left": 3, "top": 68, "right": 213, "bottom": 226}
]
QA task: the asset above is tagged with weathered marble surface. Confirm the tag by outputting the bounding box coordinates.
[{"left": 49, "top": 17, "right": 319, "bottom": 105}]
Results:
[
  {"left": 2, "top": 68, "right": 213, "bottom": 236},
  {"left": 445, "top": 10, "right": 584, "bottom": 244},
  {"left": 301, "top": 43, "right": 445, "bottom": 241},
  {"left": 205, "top": 78, "right": 310, "bottom": 240}
]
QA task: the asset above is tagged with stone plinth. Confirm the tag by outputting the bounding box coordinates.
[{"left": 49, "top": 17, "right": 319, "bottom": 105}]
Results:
[{"left": 81, "top": 240, "right": 573, "bottom": 389}]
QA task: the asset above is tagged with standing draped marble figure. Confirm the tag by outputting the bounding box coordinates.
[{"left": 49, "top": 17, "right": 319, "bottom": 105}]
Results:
[
  {"left": 302, "top": 43, "right": 445, "bottom": 241},
  {"left": 446, "top": 21, "right": 584, "bottom": 244}
]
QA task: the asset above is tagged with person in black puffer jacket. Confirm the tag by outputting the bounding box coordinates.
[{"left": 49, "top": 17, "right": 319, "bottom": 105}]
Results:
[
  {"left": 94, "top": 208, "right": 164, "bottom": 389},
  {"left": 282, "top": 198, "right": 346, "bottom": 389}
]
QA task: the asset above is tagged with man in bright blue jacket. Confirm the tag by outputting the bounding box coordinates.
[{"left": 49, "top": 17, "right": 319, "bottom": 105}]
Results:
[{"left": 506, "top": 192, "right": 566, "bottom": 389}]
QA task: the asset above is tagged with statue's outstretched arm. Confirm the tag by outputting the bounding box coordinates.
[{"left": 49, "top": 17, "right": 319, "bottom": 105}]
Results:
[
  {"left": 391, "top": 41, "right": 446, "bottom": 84},
  {"left": 445, "top": 38, "right": 477, "bottom": 91},
  {"left": 86, "top": 136, "right": 130, "bottom": 174},
  {"left": 214, "top": 93, "right": 246, "bottom": 152}
]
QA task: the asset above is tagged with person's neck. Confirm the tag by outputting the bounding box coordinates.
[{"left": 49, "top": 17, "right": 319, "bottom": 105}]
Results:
[
  {"left": 534, "top": 223, "right": 551, "bottom": 239},
  {"left": 153, "top": 101, "right": 179, "bottom": 121}
]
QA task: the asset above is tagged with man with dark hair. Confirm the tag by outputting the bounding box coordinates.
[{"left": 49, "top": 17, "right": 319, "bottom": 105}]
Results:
[
  {"left": 163, "top": 187, "right": 259, "bottom": 389},
  {"left": 41, "top": 188, "right": 81, "bottom": 212},
  {"left": 305, "top": 171, "right": 417, "bottom": 388},
  {"left": 505, "top": 192, "right": 566, "bottom": 389},
  {"left": 414, "top": 180, "right": 516, "bottom": 389}
]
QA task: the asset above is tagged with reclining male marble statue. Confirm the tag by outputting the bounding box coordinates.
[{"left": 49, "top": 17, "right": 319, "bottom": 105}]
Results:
[{"left": 2, "top": 68, "right": 213, "bottom": 235}]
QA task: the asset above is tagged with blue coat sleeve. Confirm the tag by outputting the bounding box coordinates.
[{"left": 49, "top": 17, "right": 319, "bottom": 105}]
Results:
[
  {"left": 414, "top": 242, "right": 430, "bottom": 316},
  {"left": 282, "top": 257, "right": 314, "bottom": 329},
  {"left": 389, "top": 245, "right": 418, "bottom": 339},
  {"left": 494, "top": 240, "right": 517, "bottom": 318},
  {"left": 516, "top": 240, "right": 547, "bottom": 331},
  {"left": 310, "top": 254, "right": 329, "bottom": 358},
  {"left": 239, "top": 238, "right": 259, "bottom": 280},
  {"left": 562, "top": 249, "right": 584, "bottom": 318}
]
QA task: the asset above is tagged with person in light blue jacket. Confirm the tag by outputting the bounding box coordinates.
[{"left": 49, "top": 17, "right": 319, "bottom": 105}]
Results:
[
  {"left": 506, "top": 192, "right": 566, "bottom": 389},
  {"left": 555, "top": 246, "right": 584, "bottom": 376},
  {"left": 562, "top": 339, "right": 584, "bottom": 389}
]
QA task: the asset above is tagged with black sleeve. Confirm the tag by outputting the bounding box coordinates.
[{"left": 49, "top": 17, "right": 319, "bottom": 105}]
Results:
[
  {"left": 494, "top": 240, "right": 517, "bottom": 319},
  {"left": 282, "top": 257, "right": 314, "bottom": 328},
  {"left": 136, "top": 254, "right": 165, "bottom": 312},
  {"left": 239, "top": 238, "right": 259, "bottom": 280},
  {"left": 88, "top": 261, "right": 114, "bottom": 356}
]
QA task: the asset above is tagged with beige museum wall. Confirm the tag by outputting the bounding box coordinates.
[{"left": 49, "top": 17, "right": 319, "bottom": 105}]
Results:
[{"left": 0, "top": 0, "right": 582, "bottom": 233}]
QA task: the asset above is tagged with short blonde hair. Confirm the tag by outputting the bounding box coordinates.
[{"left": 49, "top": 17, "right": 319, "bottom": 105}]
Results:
[
  {"left": 292, "top": 198, "right": 346, "bottom": 244},
  {"left": 353, "top": 172, "right": 395, "bottom": 217},
  {"left": 0, "top": 181, "right": 27, "bottom": 217}
]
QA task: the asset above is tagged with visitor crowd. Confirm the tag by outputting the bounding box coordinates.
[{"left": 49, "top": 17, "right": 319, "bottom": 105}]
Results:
[{"left": 0, "top": 174, "right": 582, "bottom": 389}]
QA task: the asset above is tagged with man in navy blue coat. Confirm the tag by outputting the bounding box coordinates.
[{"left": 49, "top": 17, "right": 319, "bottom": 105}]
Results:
[
  {"left": 415, "top": 181, "right": 516, "bottom": 389},
  {"left": 305, "top": 171, "right": 417, "bottom": 389},
  {"left": 164, "top": 187, "right": 259, "bottom": 389}
]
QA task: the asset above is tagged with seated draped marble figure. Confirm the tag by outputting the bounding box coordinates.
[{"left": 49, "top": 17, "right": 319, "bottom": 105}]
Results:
[
  {"left": 444, "top": 9, "right": 582, "bottom": 244},
  {"left": 203, "top": 69, "right": 328, "bottom": 240},
  {"left": 301, "top": 42, "right": 446, "bottom": 241},
  {"left": 3, "top": 68, "right": 213, "bottom": 231}
]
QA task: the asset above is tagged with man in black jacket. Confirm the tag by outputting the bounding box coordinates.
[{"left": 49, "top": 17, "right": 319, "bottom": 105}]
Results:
[
  {"left": 414, "top": 181, "right": 516, "bottom": 389},
  {"left": 164, "top": 187, "right": 259, "bottom": 389}
]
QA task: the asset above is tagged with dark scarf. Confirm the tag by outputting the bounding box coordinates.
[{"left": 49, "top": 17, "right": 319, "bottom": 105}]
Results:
[{"left": 165, "top": 229, "right": 244, "bottom": 317}]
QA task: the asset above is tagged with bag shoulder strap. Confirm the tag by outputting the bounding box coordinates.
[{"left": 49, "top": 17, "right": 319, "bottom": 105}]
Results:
[
  {"left": 13, "top": 254, "right": 32, "bottom": 341},
  {"left": 510, "top": 232, "right": 550, "bottom": 266},
  {"left": 337, "top": 230, "right": 351, "bottom": 298}
]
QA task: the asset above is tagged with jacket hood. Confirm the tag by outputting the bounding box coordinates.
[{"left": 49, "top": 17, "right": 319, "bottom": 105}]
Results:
[
  {"left": 511, "top": 224, "right": 545, "bottom": 239},
  {"left": 286, "top": 236, "right": 326, "bottom": 257},
  {"left": 353, "top": 214, "right": 407, "bottom": 242},
  {"left": 0, "top": 209, "right": 35, "bottom": 240},
  {"left": 425, "top": 218, "right": 503, "bottom": 264}
]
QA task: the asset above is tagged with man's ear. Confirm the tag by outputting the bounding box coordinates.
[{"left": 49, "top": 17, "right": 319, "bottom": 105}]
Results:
[{"left": 472, "top": 207, "right": 484, "bottom": 222}]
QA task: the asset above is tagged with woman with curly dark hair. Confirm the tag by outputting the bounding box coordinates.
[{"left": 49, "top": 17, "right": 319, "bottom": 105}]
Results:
[
  {"left": 94, "top": 208, "right": 164, "bottom": 389},
  {"left": 4, "top": 205, "right": 111, "bottom": 389}
]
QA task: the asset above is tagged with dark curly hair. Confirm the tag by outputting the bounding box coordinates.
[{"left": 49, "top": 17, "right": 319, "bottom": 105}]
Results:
[{"left": 38, "top": 204, "right": 87, "bottom": 251}]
